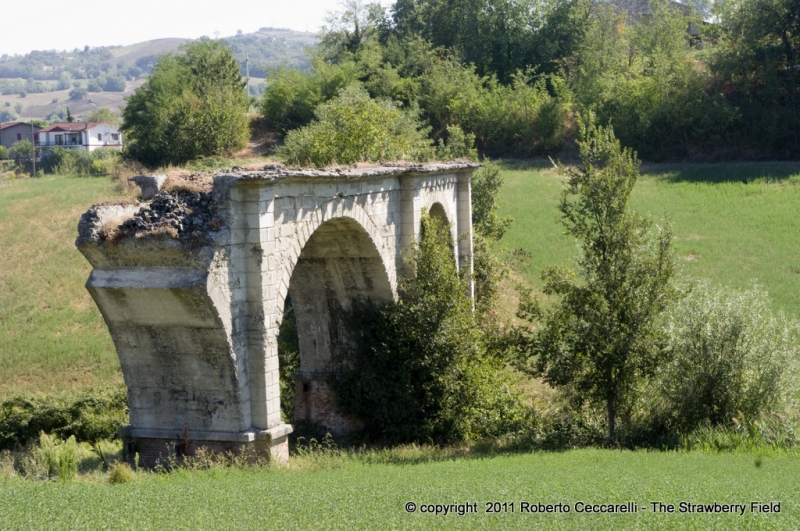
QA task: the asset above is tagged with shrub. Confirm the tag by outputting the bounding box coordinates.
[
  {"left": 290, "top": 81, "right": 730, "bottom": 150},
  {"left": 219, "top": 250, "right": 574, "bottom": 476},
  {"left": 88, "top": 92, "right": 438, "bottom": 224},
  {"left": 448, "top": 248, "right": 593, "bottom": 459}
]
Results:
[
  {"left": 108, "top": 462, "right": 137, "bottom": 483},
  {"left": 279, "top": 85, "right": 434, "bottom": 167},
  {"left": 331, "top": 212, "right": 524, "bottom": 444},
  {"left": 24, "top": 433, "right": 78, "bottom": 481},
  {"left": 69, "top": 86, "right": 87, "bottom": 100},
  {"left": 40, "top": 146, "right": 119, "bottom": 176},
  {"left": 657, "top": 281, "right": 800, "bottom": 431},
  {"left": 9, "top": 140, "right": 34, "bottom": 163},
  {"left": 0, "top": 387, "right": 129, "bottom": 450},
  {"left": 0, "top": 146, "right": 8, "bottom": 160}
]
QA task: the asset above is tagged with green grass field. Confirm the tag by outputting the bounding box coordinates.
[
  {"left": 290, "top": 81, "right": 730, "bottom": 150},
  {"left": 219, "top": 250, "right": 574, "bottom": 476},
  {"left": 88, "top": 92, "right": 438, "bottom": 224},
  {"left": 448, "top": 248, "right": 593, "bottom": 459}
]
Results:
[
  {"left": 498, "top": 161, "right": 800, "bottom": 318},
  {"left": 0, "top": 449, "right": 796, "bottom": 530},
  {"left": 0, "top": 174, "right": 124, "bottom": 397}
]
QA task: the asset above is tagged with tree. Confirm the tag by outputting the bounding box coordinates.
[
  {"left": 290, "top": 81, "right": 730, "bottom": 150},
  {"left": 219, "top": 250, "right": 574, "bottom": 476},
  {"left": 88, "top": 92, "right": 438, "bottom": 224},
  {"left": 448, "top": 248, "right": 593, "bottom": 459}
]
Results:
[
  {"left": 9, "top": 140, "right": 34, "bottom": 163},
  {"left": 66, "top": 108, "right": 73, "bottom": 122},
  {"left": 68, "top": 86, "right": 87, "bottom": 100},
  {"left": 85, "top": 108, "right": 120, "bottom": 126},
  {"left": 0, "top": 146, "right": 8, "bottom": 160},
  {"left": 517, "top": 122, "right": 677, "bottom": 444},
  {"left": 320, "top": 0, "right": 388, "bottom": 61},
  {"left": 332, "top": 212, "right": 522, "bottom": 443},
  {"left": 121, "top": 40, "right": 249, "bottom": 167}
]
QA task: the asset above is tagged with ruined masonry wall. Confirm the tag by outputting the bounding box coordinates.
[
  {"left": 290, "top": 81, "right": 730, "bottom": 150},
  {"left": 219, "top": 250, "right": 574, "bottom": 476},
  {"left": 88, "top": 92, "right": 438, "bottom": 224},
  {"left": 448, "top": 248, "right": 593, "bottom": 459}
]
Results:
[{"left": 77, "top": 164, "right": 478, "bottom": 464}]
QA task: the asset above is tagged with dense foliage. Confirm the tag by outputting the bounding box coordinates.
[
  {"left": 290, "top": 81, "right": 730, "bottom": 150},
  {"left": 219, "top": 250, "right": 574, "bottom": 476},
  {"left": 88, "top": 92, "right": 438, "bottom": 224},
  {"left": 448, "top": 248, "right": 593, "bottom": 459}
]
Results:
[
  {"left": 40, "top": 147, "right": 118, "bottom": 176},
  {"left": 121, "top": 40, "right": 249, "bottom": 167},
  {"left": 262, "top": 0, "right": 799, "bottom": 160},
  {"left": 0, "top": 388, "right": 128, "bottom": 450},
  {"left": 279, "top": 84, "right": 435, "bottom": 166},
  {"left": 330, "top": 212, "right": 523, "bottom": 444}
]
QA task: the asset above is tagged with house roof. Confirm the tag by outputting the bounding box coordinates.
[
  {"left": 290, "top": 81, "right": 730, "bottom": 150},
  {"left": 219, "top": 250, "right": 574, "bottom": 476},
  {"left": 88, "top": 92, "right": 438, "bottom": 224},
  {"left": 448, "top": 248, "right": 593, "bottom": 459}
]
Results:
[
  {"left": 39, "top": 122, "right": 110, "bottom": 133},
  {"left": 0, "top": 122, "right": 30, "bottom": 130}
]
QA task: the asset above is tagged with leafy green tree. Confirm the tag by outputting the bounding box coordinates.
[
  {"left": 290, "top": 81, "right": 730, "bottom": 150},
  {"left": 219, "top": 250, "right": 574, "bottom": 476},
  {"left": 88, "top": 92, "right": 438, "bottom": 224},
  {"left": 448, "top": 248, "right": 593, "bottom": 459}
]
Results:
[
  {"left": 68, "top": 86, "right": 87, "bottom": 100},
  {"left": 320, "top": 0, "right": 388, "bottom": 62},
  {"left": 0, "top": 146, "right": 8, "bottom": 160},
  {"left": 102, "top": 75, "right": 126, "bottom": 92},
  {"left": 517, "top": 122, "right": 677, "bottom": 444},
  {"left": 279, "top": 84, "right": 433, "bottom": 166},
  {"left": 9, "top": 140, "right": 34, "bottom": 163},
  {"left": 85, "top": 108, "right": 119, "bottom": 126},
  {"left": 121, "top": 40, "right": 249, "bottom": 167}
]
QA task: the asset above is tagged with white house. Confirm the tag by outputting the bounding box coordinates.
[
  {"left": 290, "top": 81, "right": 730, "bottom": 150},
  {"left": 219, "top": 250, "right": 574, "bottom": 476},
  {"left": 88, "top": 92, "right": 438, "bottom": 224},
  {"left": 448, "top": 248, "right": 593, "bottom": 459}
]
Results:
[{"left": 37, "top": 122, "right": 122, "bottom": 152}]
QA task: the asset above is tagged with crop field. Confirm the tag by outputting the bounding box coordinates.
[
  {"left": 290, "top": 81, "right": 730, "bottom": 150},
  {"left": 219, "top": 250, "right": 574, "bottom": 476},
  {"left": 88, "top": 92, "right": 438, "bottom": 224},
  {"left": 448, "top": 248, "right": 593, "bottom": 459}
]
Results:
[
  {"left": 498, "top": 161, "right": 800, "bottom": 318},
  {"left": 0, "top": 449, "right": 796, "bottom": 530}
]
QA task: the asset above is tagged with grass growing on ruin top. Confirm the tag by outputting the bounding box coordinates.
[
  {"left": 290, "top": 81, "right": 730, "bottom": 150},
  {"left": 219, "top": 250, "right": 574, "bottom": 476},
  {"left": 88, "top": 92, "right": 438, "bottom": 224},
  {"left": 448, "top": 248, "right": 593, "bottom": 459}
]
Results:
[
  {"left": 0, "top": 174, "right": 124, "bottom": 397},
  {"left": 0, "top": 449, "right": 797, "bottom": 530},
  {"left": 498, "top": 161, "right": 800, "bottom": 319}
]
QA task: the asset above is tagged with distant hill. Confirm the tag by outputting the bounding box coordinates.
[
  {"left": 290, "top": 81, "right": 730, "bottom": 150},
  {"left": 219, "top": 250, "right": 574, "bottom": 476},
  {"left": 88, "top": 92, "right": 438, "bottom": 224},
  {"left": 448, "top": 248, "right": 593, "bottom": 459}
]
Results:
[
  {"left": 0, "top": 29, "right": 317, "bottom": 121},
  {"left": 0, "top": 29, "right": 317, "bottom": 82},
  {"left": 111, "top": 38, "right": 191, "bottom": 67}
]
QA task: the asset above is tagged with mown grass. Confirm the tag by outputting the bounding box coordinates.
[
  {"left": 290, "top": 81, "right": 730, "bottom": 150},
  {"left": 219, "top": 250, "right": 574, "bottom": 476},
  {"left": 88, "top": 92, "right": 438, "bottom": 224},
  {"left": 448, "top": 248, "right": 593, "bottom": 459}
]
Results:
[
  {"left": 0, "top": 175, "right": 124, "bottom": 397},
  {"left": 0, "top": 449, "right": 796, "bottom": 530},
  {"left": 498, "top": 161, "right": 800, "bottom": 318}
]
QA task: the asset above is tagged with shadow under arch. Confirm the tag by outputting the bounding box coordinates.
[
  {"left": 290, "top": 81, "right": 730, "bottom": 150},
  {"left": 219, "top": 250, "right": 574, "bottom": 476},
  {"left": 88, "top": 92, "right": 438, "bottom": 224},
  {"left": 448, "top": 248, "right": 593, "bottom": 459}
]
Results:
[{"left": 281, "top": 216, "right": 394, "bottom": 436}]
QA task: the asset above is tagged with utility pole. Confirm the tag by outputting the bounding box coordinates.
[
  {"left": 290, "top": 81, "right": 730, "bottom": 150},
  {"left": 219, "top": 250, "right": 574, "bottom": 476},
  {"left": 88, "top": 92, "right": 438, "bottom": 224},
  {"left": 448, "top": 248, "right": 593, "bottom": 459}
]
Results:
[
  {"left": 245, "top": 52, "right": 251, "bottom": 112},
  {"left": 30, "top": 121, "right": 36, "bottom": 178}
]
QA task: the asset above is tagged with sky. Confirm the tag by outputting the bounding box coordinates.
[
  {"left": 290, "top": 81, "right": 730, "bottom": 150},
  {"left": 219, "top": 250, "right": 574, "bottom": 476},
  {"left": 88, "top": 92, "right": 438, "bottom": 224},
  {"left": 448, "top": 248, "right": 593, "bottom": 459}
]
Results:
[{"left": 2, "top": 0, "right": 392, "bottom": 57}]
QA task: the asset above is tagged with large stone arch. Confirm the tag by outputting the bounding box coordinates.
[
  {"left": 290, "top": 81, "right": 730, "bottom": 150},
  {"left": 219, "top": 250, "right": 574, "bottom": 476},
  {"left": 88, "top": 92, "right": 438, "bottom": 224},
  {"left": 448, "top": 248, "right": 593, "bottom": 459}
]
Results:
[{"left": 274, "top": 207, "right": 396, "bottom": 435}]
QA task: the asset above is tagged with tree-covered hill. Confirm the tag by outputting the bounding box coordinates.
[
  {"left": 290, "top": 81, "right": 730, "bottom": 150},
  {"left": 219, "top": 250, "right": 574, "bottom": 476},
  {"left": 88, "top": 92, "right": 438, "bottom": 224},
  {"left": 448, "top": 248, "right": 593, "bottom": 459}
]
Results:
[{"left": 0, "top": 28, "right": 317, "bottom": 86}]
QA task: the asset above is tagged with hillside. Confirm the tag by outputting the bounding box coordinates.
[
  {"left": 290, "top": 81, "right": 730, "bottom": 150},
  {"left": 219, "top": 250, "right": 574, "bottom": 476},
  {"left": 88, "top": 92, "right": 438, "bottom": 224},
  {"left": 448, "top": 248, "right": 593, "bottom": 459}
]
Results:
[
  {"left": 0, "top": 29, "right": 316, "bottom": 121},
  {"left": 0, "top": 80, "right": 145, "bottom": 121}
]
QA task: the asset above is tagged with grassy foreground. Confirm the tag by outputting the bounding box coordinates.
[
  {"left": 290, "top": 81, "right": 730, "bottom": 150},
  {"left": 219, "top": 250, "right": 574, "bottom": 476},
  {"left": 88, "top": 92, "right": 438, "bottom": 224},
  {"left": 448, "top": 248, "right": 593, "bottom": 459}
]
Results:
[
  {"left": 0, "top": 175, "right": 124, "bottom": 397},
  {"left": 0, "top": 449, "right": 796, "bottom": 530},
  {"left": 498, "top": 161, "right": 800, "bottom": 318}
]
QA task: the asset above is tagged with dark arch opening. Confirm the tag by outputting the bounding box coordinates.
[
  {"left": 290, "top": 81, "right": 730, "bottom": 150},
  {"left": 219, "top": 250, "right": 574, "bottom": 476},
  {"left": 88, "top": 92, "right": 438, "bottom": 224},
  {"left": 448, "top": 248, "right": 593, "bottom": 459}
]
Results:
[{"left": 277, "top": 217, "right": 393, "bottom": 436}]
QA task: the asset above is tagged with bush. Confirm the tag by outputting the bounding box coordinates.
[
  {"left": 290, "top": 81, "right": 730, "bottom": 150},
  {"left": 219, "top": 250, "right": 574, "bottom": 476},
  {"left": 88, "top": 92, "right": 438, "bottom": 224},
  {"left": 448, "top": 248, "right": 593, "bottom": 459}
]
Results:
[
  {"left": 108, "top": 462, "right": 137, "bottom": 483},
  {"left": 26, "top": 433, "right": 78, "bottom": 482},
  {"left": 69, "top": 86, "right": 87, "bottom": 100},
  {"left": 331, "top": 212, "right": 524, "bottom": 444},
  {"left": 9, "top": 140, "right": 34, "bottom": 163},
  {"left": 40, "top": 146, "right": 119, "bottom": 176},
  {"left": 0, "top": 387, "right": 129, "bottom": 450},
  {"left": 280, "top": 84, "right": 434, "bottom": 166},
  {"left": 657, "top": 281, "right": 800, "bottom": 431},
  {"left": 0, "top": 145, "right": 8, "bottom": 160}
]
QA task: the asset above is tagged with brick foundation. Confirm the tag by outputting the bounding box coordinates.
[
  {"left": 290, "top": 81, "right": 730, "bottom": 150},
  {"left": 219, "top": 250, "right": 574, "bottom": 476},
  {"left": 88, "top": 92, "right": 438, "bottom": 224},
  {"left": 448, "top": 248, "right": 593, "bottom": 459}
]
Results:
[{"left": 294, "top": 372, "right": 363, "bottom": 437}]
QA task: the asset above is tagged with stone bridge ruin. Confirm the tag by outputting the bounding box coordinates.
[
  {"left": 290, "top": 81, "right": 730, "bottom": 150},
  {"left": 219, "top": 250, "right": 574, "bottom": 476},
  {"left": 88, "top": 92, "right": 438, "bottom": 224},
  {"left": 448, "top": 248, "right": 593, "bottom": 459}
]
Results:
[{"left": 76, "top": 163, "right": 478, "bottom": 465}]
